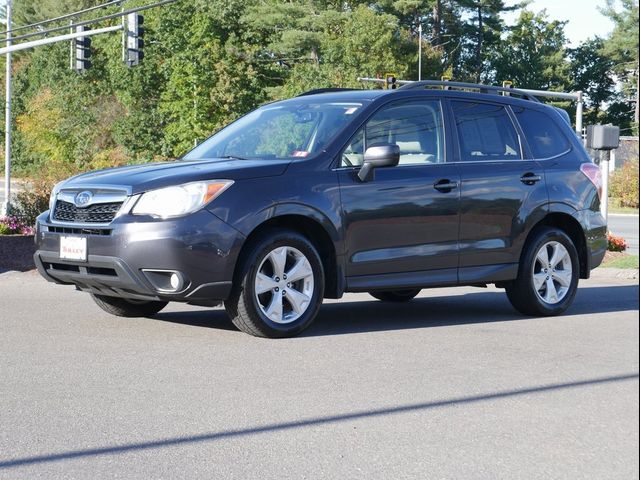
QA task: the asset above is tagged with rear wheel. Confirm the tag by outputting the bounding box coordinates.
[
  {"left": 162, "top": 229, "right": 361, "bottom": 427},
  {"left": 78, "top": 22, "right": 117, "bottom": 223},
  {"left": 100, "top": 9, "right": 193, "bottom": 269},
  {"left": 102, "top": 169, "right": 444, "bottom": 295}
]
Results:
[
  {"left": 224, "top": 229, "right": 324, "bottom": 338},
  {"left": 91, "top": 294, "right": 168, "bottom": 317},
  {"left": 369, "top": 289, "right": 421, "bottom": 302},
  {"left": 505, "top": 227, "right": 579, "bottom": 316}
]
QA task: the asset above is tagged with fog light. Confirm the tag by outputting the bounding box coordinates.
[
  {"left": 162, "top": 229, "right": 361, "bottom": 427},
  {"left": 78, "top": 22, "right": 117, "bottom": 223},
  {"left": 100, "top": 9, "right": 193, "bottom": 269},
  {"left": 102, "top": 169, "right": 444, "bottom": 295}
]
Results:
[{"left": 142, "top": 269, "right": 187, "bottom": 293}]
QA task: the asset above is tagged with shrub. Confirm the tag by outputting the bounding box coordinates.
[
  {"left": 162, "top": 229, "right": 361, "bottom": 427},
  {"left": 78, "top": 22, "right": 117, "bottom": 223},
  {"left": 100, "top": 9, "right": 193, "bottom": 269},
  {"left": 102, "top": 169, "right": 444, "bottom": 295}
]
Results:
[
  {"left": 11, "top": 179, "right": 56, "bottom": 227},
  {"left": 0, "top": 216, "right": 34, "bottom": 235},
  {"left": 609, "top": 158, "right": 639, "bottom": 209},
  {"left": 607, "top": 232, "right": 628, "bottom": 252}
]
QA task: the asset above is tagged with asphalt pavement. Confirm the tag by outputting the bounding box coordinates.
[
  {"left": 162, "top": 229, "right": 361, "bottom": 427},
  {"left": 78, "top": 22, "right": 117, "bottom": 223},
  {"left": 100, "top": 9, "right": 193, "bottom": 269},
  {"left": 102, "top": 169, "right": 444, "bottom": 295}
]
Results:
[
  {"left": 0, "top": 271, "right": 638, "bottom": 479},
  {"left": 609, "top": 213, "right": 639, "bottom": 256}
]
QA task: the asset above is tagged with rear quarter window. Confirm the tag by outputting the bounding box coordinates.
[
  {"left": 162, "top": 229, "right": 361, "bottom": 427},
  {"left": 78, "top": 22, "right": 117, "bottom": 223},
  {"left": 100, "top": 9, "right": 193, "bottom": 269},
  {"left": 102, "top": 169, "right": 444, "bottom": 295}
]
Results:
[{"left": 513, "top": 107, "right": 571, "bottom": 159}]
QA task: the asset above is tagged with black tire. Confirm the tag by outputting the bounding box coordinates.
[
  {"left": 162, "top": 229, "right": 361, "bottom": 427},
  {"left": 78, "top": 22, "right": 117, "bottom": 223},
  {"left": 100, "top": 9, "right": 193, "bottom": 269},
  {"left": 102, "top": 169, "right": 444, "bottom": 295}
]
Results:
[
  {"left": 91, "top": 294, "right": 168, "bottom": 317},
  {"left": 505, "top": 227, "right": 580, "bottom": 316},
  {"left": 224, "top": 229, "right": 325, "bottom": 338},
  {"left": 369, "top": 289, "right": 421, "bottom": 302}
]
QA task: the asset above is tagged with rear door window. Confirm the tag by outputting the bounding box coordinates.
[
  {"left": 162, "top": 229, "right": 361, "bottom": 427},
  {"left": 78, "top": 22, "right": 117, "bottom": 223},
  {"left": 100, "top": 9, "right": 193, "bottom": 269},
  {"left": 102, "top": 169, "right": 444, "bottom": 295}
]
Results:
[
  {"left": 451, "top": 101, "right": 521, "bottom": 162},
  {"left": 513, "top": 107, "right": 571, "bottom": 159}
]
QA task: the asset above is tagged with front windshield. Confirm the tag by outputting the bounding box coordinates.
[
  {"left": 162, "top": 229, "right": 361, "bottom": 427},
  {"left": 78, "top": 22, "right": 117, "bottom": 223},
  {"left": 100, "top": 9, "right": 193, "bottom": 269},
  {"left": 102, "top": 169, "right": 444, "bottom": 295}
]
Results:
[{"left": 184, "top": 101, "right": 363, "bottom": 160}]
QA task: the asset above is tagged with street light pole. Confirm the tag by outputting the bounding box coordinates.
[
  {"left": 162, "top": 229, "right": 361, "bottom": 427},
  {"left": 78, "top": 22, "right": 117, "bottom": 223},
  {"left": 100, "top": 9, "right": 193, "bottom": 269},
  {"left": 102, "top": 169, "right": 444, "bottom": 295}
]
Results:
[{"left": 2, "top": 0, "right": 12, "bottom": 216}]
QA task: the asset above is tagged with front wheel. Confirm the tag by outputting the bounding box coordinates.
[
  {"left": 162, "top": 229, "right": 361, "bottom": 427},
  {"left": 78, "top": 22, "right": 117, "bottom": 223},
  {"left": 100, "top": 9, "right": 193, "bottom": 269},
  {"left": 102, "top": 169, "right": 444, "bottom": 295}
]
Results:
[
  {"left": 505, "top": 227, "right": 579, "bottom": 316},
  {"left": 91, "top": 294, "right": 168, "bottom": 317},
  {"left": 369, "top": 289, "right": 421, "bottom": 302},
  {"left": 224, "top": 229, "right": 325, "bottom": 338}
]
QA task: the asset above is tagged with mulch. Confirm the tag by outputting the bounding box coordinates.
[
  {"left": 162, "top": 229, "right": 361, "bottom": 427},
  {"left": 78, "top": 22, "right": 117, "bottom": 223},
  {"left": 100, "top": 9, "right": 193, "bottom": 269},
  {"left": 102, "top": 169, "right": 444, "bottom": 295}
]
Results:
[{"left": 603, "top": 251, "right": 631, "bottom": 263}]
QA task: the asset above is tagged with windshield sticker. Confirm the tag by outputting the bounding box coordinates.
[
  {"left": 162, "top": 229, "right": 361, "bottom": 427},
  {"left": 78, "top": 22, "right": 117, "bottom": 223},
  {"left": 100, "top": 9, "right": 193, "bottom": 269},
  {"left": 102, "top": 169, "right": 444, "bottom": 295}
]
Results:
[
  {"left": 292, "top": 150, "right": 310, "bottom": 157},
  {"left": 344, "top": 107, "right": 358, "bottom": 115}
]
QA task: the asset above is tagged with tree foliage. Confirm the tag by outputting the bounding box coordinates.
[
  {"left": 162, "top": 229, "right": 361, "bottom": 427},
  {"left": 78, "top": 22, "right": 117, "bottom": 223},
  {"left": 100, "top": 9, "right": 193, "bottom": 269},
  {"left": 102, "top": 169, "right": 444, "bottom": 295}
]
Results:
[
  {"left": 600, "top": 0, "right": 639, "bottom": 134},
  {"left": 0, "top": 0, "right": 638, "bottom": 177},
  {"left": 493, "top": 10, "right": 569, "bottom": 90}
]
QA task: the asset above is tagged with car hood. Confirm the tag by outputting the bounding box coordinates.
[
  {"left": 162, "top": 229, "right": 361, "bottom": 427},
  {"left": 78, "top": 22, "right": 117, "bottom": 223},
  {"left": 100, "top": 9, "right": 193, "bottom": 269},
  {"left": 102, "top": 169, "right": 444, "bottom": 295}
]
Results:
[{"left": 60, "top": 158, "right": 291, "bottom": 194}]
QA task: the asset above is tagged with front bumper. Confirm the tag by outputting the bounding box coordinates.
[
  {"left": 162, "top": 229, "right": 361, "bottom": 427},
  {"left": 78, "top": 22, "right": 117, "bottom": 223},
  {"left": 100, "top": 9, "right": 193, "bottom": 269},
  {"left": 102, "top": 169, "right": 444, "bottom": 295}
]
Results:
[{"left": 34, "top": 209, "right": 245, "bottom": 305}]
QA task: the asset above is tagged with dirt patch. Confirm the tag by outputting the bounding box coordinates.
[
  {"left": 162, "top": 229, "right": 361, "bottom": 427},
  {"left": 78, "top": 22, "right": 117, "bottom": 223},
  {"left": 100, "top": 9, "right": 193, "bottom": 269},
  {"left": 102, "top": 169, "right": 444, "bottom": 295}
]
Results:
[{"left": 0, "top": 235, "right": 36, "bottom": 272}]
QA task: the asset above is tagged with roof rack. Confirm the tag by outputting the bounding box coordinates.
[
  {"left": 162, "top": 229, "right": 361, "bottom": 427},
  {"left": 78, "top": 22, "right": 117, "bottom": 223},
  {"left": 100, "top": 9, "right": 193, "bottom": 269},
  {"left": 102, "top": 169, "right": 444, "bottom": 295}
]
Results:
[
  {"left": 399, "top": 80, "right": 540, "bottom": 102},
  {"left": 297, "top": 88, "right": 359, "bottom": 97}
]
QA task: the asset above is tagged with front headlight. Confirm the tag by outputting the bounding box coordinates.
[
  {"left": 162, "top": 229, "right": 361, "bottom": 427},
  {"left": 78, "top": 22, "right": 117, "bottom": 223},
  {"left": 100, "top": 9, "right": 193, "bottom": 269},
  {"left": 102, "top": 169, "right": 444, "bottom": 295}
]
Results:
[
  {"left": 49, "top": 181, "right": 65, "bottom": 211},
  {"left": 132, "top": 180, "right": 234, "bottom": 219}
]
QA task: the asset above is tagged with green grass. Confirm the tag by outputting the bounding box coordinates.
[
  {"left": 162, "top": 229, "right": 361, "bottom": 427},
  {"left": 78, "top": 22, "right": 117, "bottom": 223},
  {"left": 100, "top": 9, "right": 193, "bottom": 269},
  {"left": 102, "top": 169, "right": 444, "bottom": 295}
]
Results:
[
  {"left": 602, "top": 254, "right": 639, "bottom": 269},
  {"left": 609, "top": 205, "right": 640, "bottom": 215},
  {"left": 608, "top": 198, "right": 639, "bottom": 215}
]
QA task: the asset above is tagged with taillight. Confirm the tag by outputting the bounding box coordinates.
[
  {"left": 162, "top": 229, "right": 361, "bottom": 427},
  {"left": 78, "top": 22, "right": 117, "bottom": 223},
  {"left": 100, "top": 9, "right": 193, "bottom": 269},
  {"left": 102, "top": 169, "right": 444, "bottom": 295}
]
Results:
[{"left": 580, "top": 162, "right": 602, "bottom": 198}]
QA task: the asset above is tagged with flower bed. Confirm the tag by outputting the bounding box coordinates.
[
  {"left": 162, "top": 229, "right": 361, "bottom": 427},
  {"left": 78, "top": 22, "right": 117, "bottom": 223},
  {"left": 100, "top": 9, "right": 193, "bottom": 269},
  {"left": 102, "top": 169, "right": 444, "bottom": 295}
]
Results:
[
  {"left": 607, "top": 232, "right": 628, "bottom": 252},
  {"left": 0, "top": 216, "right": 35, "bottom": 236}
]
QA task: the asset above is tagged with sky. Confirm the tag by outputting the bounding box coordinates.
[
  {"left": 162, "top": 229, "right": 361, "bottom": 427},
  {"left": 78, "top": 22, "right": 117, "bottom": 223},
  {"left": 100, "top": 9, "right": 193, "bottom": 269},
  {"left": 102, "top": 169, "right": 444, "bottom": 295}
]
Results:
[{"left": 502, "top": 0, "right": 616, "bottom": 47}]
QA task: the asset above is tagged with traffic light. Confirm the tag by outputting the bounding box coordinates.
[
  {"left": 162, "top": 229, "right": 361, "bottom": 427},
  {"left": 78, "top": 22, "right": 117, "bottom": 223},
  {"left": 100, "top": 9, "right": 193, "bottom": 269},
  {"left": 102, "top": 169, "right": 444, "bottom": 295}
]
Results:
[
  {"left": 384, "top": 73, "right": 397, "bottom": 90},
  {"left": 75, "top": 26, "right": 92, "bottom": 71},
  {"left": 126, "top": 13, "right": 144, "bottom": 67}
]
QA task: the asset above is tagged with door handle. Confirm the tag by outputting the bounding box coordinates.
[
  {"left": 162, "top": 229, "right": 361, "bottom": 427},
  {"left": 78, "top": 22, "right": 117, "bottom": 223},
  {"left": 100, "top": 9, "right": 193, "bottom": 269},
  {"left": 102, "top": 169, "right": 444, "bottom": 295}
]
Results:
[
  {"left": 434, "top": 179, "right": 458, "bottom": 192},
  {"left": 520, "top": 173, "right": 542, "bottom": 185}
]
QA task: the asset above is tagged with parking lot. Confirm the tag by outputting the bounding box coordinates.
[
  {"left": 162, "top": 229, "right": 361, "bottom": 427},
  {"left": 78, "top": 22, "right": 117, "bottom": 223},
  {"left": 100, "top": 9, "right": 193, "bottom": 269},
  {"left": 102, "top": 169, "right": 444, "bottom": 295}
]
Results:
[{"left": 0, "top": 271, "right": 637, "bottom": 479}]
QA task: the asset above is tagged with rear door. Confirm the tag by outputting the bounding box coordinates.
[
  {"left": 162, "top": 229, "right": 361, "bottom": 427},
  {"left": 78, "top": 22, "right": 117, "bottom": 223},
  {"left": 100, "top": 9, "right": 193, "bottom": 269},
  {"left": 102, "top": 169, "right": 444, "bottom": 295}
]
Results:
[{"left": 449, "top": 100, "right": 548, "bottom": 283}]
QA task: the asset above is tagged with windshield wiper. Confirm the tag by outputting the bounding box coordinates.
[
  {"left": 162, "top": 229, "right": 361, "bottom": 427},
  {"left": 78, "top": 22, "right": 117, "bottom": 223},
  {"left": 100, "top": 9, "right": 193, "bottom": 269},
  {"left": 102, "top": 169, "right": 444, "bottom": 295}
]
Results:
[{"left": 218, "top": 155, "right": 250, "bottom": 160}]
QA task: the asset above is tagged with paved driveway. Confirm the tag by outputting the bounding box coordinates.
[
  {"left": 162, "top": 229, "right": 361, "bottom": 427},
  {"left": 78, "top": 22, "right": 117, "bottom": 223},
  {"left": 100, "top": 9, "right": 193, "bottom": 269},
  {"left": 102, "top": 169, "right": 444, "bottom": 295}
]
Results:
[{"left": 0, "top": 272, "right": 638, "bottom": 479}]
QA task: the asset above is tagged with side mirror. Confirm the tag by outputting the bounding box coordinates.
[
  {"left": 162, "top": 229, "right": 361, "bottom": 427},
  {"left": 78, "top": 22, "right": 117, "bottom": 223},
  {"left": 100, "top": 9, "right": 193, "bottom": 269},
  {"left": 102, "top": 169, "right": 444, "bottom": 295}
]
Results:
[{"left": 357, "top": 145, "right": 400, "bottom": 182}]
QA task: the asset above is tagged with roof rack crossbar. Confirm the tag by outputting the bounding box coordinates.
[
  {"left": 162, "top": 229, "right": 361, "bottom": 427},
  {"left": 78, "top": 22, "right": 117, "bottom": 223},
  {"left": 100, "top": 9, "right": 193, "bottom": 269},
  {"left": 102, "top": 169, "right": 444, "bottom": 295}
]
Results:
[
  {"left": 297, "top": 88, "right": 359, "bottom": 97},
  {"left": 398, "top": 80, "right": 541, "bottom": 102}
]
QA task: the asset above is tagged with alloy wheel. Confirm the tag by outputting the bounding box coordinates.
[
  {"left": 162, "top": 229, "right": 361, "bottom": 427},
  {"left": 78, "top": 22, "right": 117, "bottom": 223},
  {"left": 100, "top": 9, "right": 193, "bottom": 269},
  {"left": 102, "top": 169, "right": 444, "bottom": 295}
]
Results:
[
  {"left": 254, "top": 246, "right": 315, "bottom": 324},
  {"left": 532, "top": 241, "right": 573, "bottom": 305}
]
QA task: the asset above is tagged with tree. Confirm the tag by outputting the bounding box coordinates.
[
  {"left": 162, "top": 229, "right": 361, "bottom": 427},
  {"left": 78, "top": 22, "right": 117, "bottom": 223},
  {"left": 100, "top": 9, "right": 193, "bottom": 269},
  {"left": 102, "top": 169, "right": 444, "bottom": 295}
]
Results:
[
  {"left": 493, "top": 9, "right": 570, "bottom": 90},
  {"left": 600, "top": 0, "right": 639, "bottom": 133},
  {"left": 456, "top": 0, "right": 525, "bottom": 82},
  {"left": 569, "top": 37, "right": 616, "bottom": 124},
  {"left": 11, "top": 0, "right": 101, "bottom": 27}
]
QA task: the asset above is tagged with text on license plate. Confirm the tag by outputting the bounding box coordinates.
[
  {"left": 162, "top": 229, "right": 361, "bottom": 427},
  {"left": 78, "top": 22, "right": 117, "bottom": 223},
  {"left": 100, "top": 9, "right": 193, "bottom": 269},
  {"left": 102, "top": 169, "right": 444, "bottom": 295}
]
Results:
[{"left": 60, "top": 236, "right": 87, "bottom": 262}]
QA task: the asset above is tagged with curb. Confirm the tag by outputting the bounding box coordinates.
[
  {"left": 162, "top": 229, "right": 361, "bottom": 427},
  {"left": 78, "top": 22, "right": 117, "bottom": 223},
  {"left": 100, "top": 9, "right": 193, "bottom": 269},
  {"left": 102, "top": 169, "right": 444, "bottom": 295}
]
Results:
[{"left": 591, "top": 268, "right": 639, "bottom": 280}]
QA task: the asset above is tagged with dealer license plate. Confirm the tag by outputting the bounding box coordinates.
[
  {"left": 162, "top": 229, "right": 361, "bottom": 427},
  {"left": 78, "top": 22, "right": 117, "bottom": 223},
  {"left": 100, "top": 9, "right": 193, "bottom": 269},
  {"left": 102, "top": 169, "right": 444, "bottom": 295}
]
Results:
[{"left": 60, "top": 236, "right": 87, "bottom": 262}]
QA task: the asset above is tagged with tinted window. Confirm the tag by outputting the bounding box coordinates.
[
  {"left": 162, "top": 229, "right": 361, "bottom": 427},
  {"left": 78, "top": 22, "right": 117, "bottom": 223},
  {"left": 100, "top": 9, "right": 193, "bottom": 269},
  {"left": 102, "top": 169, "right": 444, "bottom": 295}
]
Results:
[
  {"left": 452, "top": 101, "right": 521, "bottom": 162},
  {"left": 341, "top": 100, "right": 445, "bottom": 167},
  {"left": 513, "top": 107, "right": 571, "bottom": 158}
]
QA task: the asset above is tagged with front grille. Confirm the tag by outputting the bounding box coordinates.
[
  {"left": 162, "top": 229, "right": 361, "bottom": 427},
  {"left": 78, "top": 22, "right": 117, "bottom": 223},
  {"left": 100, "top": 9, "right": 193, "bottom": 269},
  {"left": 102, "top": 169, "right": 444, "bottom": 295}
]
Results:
[
  {"left": 53, "top": 200, "right": 122, "bottom": 224},
  {"left": 45, "top": 262, "right": 81, "bottom": 273},
  {"left": 44, "top": 262, "right": 117, "bottom": 277},
  {"left": 48, "top": 226, "right": 112, "bottom": 236}
]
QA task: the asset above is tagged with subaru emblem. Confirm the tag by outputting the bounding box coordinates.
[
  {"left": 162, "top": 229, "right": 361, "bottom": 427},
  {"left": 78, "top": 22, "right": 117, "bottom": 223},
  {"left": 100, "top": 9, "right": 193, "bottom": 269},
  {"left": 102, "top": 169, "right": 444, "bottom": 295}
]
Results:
[{"left": 74, "top": 191, "right": 93, "bottom": 208}]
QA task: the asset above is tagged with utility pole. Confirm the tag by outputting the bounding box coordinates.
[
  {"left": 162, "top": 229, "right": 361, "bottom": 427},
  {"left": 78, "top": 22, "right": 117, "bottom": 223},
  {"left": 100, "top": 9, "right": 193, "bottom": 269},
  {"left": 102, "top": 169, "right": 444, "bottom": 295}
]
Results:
[
  {"left": 633, "top": 62, "right": 640, "bottom": 128},
  {"left": 418, "top": 22, "right": 422, "bottom": 82},
  {"left": 2, "top": 0, "right": 12, "bottom": 216}
]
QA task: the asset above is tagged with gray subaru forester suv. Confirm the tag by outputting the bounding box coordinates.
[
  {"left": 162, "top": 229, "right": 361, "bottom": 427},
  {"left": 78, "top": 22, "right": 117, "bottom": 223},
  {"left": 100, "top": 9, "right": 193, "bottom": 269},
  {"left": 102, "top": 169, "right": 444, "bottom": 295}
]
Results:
[{"left": 34, "top": 81, "right": 607, "bottom": 337}]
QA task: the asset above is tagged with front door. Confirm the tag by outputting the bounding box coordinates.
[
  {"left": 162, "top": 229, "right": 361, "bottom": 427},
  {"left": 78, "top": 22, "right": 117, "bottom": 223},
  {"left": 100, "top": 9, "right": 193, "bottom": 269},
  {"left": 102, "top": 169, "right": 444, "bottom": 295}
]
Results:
[{"left": 337, "top": 98, "right": 460, "bottom": 289}]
